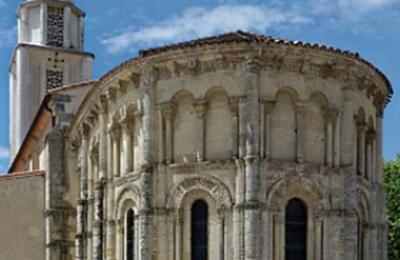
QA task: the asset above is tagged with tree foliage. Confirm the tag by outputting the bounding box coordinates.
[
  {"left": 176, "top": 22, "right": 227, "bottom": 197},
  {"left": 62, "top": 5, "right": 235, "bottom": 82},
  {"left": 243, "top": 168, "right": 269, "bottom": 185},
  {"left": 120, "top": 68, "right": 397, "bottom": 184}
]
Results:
[{"left": 383, "top": 155, "right": 400, "bottom": 259}]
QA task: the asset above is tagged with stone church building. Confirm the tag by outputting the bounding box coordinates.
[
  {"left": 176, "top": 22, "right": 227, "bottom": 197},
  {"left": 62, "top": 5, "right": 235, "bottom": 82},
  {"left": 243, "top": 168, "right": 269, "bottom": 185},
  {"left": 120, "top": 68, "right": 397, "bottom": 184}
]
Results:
[{"left": 0, "top": 0, "right": 393, "bottom": 260}]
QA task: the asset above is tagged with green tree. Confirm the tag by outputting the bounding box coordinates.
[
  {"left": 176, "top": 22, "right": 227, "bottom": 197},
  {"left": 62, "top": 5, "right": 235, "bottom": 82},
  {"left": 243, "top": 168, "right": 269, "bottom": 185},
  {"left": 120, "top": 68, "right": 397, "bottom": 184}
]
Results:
[{"left": 383, "top": 155, "right": 400, "bottom": 259}]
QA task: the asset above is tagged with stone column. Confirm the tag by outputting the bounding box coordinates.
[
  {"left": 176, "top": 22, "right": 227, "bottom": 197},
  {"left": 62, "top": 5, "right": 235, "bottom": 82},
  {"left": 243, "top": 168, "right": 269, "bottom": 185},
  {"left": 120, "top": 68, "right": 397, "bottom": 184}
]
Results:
[
  {"left": 194, "top": 99, "right": 207, "bottom": 161},
  {"left": 375, "top": 112, "right": 383, "bottom": 181},
  {"left": 242, "top": 57, "right": 261, "bottom": 260},
  {"left": 105, "top": 125, "right": 116, "bottom": 260},
  {"left": 76, "top": 125, "right": 90, "bottom": 260},
  {"left": 110, "top": 126, "right": 121, "bottom": 177},
  {"left": 40, "top": 3, "right": 47, "bottom": 45},
  {"left": 87, "top": 145, "right": 98, "bottom": 260},
  {"left": 324, "top": 108, "right": 336, "bottom": 167},
  {"left": 260, "top": 102, "right": 265, "bottom": 159},
  {"left": 162, "top": 103, "right": 175, "bottom": 164},
  {"left": 99, "top": 97, "right": 108, "bottom": 180},
  {"left": 93, "top": 98, "right": 108, "bottom": 260},
  {"left": 238, "top": 98, "right": 246, "bottom": 158},
  {"left": 339, "top": 84, "right": 358, "bottom": 260},
  {"left": 366, "top": 129, "right": 375, "bottom": 181},
  {"left": 341, "top": 85, "right": 355, "bottom": 166},
  {"left": 357, "top": 122, "right": 366, "bottom": 176},
  {"left": 93, "top": 181, "right": 104, "bottom": 260},
  {"left": 296, "top": 102, "right": 306, "bottom": 163},
  {"left": 120, "top": 107, "right": 134, "bottom": 175},
  {"left": 158, "top": 109, "right": 164, "bottom": 163},
  {"left": 139, "top": 67, "right": 157, "bottom": 260},
  {"left": 264, "top": 101, "right": 275, "bottom": 160},
  {"left": 229, "top": 98, "right": 239, "bottom": 159},
  {"left": 334, "top": 111, "right": 342, "bottom": 167}
]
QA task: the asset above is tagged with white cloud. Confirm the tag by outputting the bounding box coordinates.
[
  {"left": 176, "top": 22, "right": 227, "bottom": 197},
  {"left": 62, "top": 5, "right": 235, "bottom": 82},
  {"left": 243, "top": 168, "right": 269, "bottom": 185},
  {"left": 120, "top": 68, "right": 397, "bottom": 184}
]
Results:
[
  {"left": 101, "top": 0, "right": 400, "bottom": 54},
  {"left": 339, "top": 0, "right": 397, "bottom": 11},
  {"left": 0, "top": 147, "right": 8, "bottom": 160},
  {"left": 101, "top": 5, "right": 310, "bottom": 54}
]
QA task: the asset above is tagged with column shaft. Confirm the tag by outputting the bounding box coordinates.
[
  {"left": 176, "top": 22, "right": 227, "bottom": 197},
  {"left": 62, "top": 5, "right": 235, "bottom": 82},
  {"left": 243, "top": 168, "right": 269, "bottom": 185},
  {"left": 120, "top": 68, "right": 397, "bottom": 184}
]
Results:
[
  {"left": 296, "top": 102, "right": 306, "bottom": 163},
  {"left": 230, "top": 99, "right": 239, "bottom": 159},
  {"left": 195, "top": 101, "right": 207, "bottom": 161},
  {"left": 122, "top": 123, "right": 133, "bottom": 175},
  {"left": 327, "top": 120, "right": 334, "bottom": 166},
  {"left": 334, "top": 113, "right": 341, "bottom": 167}
]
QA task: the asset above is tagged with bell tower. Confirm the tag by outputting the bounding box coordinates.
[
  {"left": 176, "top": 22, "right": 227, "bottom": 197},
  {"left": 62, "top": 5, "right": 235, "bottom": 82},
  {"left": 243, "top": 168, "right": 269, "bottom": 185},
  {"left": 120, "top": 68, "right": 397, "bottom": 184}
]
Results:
[{"left": 9, "top": 0, "right": 94, "bottom": 161}]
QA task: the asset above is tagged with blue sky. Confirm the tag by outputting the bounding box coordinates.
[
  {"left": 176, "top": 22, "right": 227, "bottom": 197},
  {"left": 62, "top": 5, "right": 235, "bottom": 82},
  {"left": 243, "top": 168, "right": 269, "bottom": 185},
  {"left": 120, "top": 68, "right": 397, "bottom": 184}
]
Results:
[{"left": 0, "top": 0, "right": 399, "bottom": 172}]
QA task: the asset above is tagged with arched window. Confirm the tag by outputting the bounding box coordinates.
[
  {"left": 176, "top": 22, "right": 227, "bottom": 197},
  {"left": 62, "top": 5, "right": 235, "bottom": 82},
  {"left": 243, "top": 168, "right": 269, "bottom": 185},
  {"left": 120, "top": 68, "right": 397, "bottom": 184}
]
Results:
[
  {"left": 357, "top": 215, "right": 365, "bottom": 260},
  {"left": 126, "top": 209, "right": 135, "bottom": 260},
  {"left": 285, "top": 198, "right": 307, "bottom": 260},
  {"left": 191, "top": 200, "right": 208, "bottom": 260}
]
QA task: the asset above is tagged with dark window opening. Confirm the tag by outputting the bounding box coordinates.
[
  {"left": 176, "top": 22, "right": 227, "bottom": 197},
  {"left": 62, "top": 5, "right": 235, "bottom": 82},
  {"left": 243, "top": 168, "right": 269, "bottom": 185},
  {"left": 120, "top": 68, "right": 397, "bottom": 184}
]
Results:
[
  {"left": 191, "top": 200, "right": 208, "bottom": 260},
  {"left": 285, "top": 198, "right": 307, "bottom": 260},
  {"left": 126, "top": 209, "right": 135, "bottom": 260}
]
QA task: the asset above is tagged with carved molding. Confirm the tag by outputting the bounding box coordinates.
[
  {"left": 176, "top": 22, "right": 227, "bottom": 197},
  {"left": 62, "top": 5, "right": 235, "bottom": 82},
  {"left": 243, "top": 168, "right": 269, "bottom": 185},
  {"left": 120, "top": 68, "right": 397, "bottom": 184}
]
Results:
[{"left": 166, "top": 175, "right": 233, "bottom": 211}]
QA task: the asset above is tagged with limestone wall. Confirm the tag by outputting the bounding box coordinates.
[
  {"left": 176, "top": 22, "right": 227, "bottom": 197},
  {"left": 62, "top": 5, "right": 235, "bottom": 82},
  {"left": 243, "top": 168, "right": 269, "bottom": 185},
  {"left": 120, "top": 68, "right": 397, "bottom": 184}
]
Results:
[
  {"left": 0, "top": 173, "right": 45, "bottom": 260},
  {"left": 67, "top": 40, "right": 390, "bottom": 260}
]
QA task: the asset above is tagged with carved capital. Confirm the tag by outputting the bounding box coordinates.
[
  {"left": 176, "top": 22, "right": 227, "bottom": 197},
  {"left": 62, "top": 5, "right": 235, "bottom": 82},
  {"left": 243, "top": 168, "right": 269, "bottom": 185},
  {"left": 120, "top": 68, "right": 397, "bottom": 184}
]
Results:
[
  {"left": 356, "top": 121, "right": 367, "bottom": 132},
  {"left": 118, "top": 79, "right": 129, "bottom": 94},
  {"left": 366, "top": 128, "right": 376, "bottom": 140},
  {"left": 229, "top": 97, "right": 240, "bottom": 115},
  {"left": 118, "top": 105, "right": 136, "bottom": 131},
  {"left": 162, "top": 103, "right": 176, "bottom": 120},
  {"left": 99, "top": 94, "right": 108, "bottom": 115},
  {"left": 323, "top": 106, "right": 340, "bottom": 123},
  {"left": 130, "top": 72, "right": 141, "bottom": 88},
  {"left": 141, "top": 66, "right": 158, "bottom": 86},
  {"left": 80, "top": 122, "right": 91, "bottom": 139},
  {"left": 243, "top": 55, "right": 262, "bottom": 74},
  {"left": 263, "top": 100, "right": 276, "bottom": 113},
  {"left": 320, "top": 62, "right": 337, "bottom": 79},
  {"left": 296, "top": 101, "right": 307, "bottom": 114},
  {"left": 140, "top": 161, "right": 153, "bottom": 173},
  {"left": 194, "top": 99, "right": 208, "bottom": 118},
  {"left": 108, "top": 123, "right": 121, "bottom": 140},
  {"left": 106, "top": 87, "right": 117, "bottom": 102}
]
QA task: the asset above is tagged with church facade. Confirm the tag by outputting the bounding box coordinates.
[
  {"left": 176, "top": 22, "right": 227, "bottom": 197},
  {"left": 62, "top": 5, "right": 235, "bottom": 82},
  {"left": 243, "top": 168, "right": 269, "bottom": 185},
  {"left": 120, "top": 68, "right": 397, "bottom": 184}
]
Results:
[{"left": 0, "top": 1, "right": 393, "bottom": 260}]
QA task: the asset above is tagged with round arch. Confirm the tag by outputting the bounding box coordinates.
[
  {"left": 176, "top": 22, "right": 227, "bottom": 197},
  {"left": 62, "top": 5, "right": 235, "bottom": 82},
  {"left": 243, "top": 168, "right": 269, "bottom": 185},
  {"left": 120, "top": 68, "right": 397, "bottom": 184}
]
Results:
[
  {"left": 167, "top": 175, "right": 233, "bottom": 211},
  {"left": 266, "top": 175, "right": 326, "bottom": 210}
]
